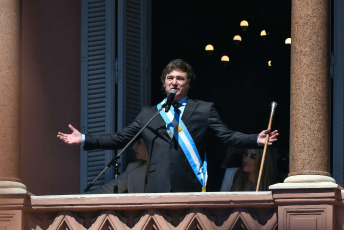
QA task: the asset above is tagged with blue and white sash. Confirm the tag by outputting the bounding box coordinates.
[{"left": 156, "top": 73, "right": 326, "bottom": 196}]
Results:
[{"left": 157, "top": 99, "right": 208, "bottom": 191}]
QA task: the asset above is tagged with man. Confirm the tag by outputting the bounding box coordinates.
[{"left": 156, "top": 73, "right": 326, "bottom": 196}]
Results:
[{"left": 57, "top": 59, "right": 278, "bottom": 193}]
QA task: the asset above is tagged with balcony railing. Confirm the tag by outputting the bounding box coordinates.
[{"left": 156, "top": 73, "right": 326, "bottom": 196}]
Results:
[{"left": 1, "top": 184, "right": 343, "bottom": 229}]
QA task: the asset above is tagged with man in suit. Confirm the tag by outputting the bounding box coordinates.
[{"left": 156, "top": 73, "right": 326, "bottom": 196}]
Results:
[{"left": 57, "top": 59, "right": 278, "bottom": 193}]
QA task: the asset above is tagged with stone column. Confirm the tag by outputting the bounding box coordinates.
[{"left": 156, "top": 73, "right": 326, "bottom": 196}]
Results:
[
  {"left": 287, "top": 0, "right": 334, "bottom": 183},
  {"left": 268, "top": 1, "right": 339, "bottom": 229},
  {"left": 0, "top": 0, "right": 26, "bottom": 193}
]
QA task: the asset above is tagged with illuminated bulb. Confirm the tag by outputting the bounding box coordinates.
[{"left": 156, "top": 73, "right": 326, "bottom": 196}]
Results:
[
  {"left": 285, "top": 38, "right": 291, "bottom": 44},
  {"left": 221, "top": 55, "right": 230, "bottom": 62},
  {"left": 268, "top": 60, "right": 272, "bottom": 67},
  {"left": 233, "top": 35, "right": 242, "bottom": 41},
  {"left": 240, "top": 20, "right": 249, "bottom": 31},
  {"left": 240, "top": 20, "right": 249, "bottom": 27},
  {"left": 205, "top": 44, "right": 214, "bottom": 51},
  {"left": 260, "top": 30, "right": 267, "bottom": 36}
]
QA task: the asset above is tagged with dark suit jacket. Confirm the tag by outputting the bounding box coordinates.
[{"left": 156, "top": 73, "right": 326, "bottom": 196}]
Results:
[{"left": 84, "top": 99, "right": 258, "bottom": 193}]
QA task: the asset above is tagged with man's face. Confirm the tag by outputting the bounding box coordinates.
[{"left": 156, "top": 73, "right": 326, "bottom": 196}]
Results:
[{"left": 164, "top": 69, "right": 190, "bottom": 101}]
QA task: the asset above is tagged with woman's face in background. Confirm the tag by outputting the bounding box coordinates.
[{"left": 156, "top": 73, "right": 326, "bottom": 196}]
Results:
[
  {"left": 133, "top": 138, "right": 148, "bottom": 161},
  {"left": 242, "top": 149, "right": 259, "bottom": 173}
]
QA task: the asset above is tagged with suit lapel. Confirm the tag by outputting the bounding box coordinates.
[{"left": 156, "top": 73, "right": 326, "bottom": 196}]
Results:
[{"left": 182, "top": 99, "right": 198, "bottom": 124}]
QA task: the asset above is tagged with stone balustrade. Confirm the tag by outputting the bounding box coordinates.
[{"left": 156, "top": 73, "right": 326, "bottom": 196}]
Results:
[{"left": 1, "top": 186, "right": 344, "bottom": 230}]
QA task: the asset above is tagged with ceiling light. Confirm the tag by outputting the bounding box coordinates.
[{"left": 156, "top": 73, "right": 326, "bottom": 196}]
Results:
[
  {"left": 205, "top": 44, "right": 214, "bottom": 51},
  {"left": 233, "top": 35, "right": 242, "bottom": 46},
  {"left": 285, "top": 38, "right": 291, "bottom": 45},
  {"left": 233, "top": 35, "right": 242, "bottom": 41},
  {"left": 260, "top": 30, "right": 267, "bottom": 36},
  {"left": 221, "top": 55, "right": 230, "bottom": 62},
  {"left": 240, "top": 20, "right": 249, "bottom": 31}
]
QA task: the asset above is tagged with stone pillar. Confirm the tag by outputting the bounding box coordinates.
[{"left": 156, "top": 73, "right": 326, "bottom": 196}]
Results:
[
  {"left": 0, "top": 1, "right": 27, "bottom": 229},
  {"left": 0, "top": 0, "right": 26, "bottom": 193},
  {"left": 287, "top": 0, "right": 334, "bottom": 183},
  {"left": 270, "top": 1, "right": 338, "bottom": 229}
]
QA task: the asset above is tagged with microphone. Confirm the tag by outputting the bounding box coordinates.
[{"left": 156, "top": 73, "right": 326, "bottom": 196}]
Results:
[{"left": 164, "top": 89, "right": 177, "bottom": 112}]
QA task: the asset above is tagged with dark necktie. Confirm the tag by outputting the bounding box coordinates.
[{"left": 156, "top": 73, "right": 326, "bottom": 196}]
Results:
[{"left": 172, "top": 102, "right": 180, "bottom": 114}]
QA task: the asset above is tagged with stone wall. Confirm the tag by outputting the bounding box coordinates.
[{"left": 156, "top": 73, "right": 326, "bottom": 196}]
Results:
[{"left": 1, "top": 188, "right": 343, "bottom": 230}]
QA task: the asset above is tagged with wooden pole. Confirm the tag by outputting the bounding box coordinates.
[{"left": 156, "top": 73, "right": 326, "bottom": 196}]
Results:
[{"left": 256, "top": 102, "right": 277, "bottom": 191}]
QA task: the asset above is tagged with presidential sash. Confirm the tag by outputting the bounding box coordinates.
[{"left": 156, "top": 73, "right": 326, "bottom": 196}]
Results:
[{"left": 157, "top": 99, "right": 208, "bottom": 192}]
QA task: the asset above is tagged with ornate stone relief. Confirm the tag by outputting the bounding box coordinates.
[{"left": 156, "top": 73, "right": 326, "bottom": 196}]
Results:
[{"left": 24, "top": 208, "right": 277, "bottom": 230}]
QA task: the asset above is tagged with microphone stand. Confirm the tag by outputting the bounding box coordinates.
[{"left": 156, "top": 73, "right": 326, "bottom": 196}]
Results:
[{"left": 84, "top": 103, "right": 169, "bottom": 193}]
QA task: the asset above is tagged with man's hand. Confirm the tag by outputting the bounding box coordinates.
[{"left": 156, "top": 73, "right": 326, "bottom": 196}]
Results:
[
  {"left": 257, "top": 128, "right": 279, "bottom": 146},
  {"left": 57, "top": 124, "right": 82, "bottom": 145}
]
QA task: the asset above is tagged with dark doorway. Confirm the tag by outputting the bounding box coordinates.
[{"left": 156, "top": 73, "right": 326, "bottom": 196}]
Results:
[{"left": 151, "top": 0, "right": 291, "bottom": 191}]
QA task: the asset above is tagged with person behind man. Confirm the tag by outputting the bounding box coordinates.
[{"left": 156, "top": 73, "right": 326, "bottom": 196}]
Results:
[
  {"left": 57, "top": 59, "right": 278, "bottom": 193},
  {"left": 220, "top": 148, "right": 276, "bottom": 191},
  {"left": 88, "top": 137, "right": 148, "bottom": 194}
]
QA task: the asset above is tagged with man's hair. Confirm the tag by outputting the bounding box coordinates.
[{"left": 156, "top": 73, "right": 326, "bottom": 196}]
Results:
[{"left": 160, "top": 59, "right": 196, "bottom": 88}]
